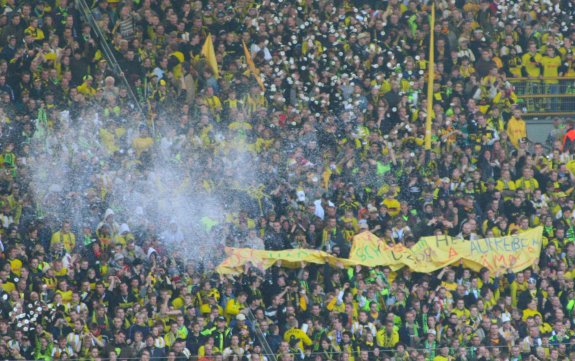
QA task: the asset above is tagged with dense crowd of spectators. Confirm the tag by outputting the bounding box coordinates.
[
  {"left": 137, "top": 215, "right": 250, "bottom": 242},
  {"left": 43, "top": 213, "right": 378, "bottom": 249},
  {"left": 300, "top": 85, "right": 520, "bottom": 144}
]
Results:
[{"left": 2, "top": 0, "right": 575, "bottom": 360}]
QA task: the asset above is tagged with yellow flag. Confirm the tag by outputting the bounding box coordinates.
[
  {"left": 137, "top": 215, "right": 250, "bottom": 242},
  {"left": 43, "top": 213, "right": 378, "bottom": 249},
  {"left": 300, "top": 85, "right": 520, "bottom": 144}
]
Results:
[
  {"left": 424, "top": 4, "right": 435, "bottom": 150},
  {"left": 242, "top": 40, "right": 266, "bottom": 91},
  {"left": 201, "top": 34, "right": 219, "bottom": 78}
]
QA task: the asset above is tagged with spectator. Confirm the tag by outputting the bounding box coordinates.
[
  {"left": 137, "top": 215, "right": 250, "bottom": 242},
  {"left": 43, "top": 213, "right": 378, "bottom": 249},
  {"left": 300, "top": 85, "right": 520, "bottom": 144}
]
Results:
[{"left": 1, "top": 0, "right": 575, "bottom": 360}]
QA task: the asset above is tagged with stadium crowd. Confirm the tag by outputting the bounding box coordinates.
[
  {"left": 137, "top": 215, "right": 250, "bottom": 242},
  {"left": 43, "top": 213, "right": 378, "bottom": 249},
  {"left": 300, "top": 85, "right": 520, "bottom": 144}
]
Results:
[{"left": 2, "top": 0, "right": 575, "bottom": 360}]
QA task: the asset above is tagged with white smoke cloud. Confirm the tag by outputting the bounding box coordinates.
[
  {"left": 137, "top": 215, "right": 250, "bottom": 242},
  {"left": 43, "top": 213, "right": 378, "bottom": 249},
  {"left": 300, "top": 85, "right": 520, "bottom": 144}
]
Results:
[{"left": 27, "top": 105, "right": 262, "bottom": 266}]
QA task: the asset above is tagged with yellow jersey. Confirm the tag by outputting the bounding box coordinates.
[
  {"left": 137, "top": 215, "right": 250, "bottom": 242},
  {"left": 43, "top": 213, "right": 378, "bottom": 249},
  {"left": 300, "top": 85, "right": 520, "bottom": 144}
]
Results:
[{"left": 540, "top": 55, "right": 562, "bottom": 83}]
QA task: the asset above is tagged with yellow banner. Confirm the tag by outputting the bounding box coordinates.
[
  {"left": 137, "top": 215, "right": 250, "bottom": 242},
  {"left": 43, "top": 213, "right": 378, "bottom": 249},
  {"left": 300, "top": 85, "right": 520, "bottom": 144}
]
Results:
[
  {"left": 216, "top": 247, "right": 332, "bottom": 274},
  {"left": 216, "top": 227, "right": 543, "bottom": 275},
  {"left": 424, "top": 4, "right": 435, "bottom": 150}
]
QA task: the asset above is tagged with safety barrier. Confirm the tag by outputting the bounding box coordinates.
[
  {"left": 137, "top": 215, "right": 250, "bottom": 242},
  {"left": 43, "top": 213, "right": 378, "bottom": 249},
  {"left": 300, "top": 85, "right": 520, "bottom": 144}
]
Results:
[{"left": 508, "top": 76, "right": 575, "bottom": 118}]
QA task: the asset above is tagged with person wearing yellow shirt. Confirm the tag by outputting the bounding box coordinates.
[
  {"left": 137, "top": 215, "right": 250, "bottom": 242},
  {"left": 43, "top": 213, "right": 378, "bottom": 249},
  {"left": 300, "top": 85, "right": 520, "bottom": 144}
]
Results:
[
  {"left": 521, "top": 42, "right": 542, "bottom": 111},
  {"left": 245, "top": 84, "right": 267, "bottom": 114},
  {"left": 164, "top": 321, "right": 181, "bottom": 348},
  {"left": 522, "top": 299, "right": 543, "bottom": 321},
  {"left": 224, "top": 292, "right": 247, "bottom": 321},
  {"left": 99, "top": 122, "right": 126, "bottom": 155},
  {"left": 522, "top": 43, "right": 542, "bottom": 78},
  {"left": 481, "top": 284, "right": 500, "bottom": 311},
  {"left": 326, "top": 292, "right": 346, "bottom": 313},
  {"left": 283, "top": 320, "right": 313, "bottom": 352},
  {"left": 459, "top": 57, "right": 476, "bottom": 79},
  {"left": 452, "top": 299, "right": 471, "bottom": 320},
  {"left": 52, "top": 260, "right": 69, "bottom": 280},
  {"left": 0, "top": 272, "right": 16, "bottom": 293},
  {"left": 437, "top": 267, "right": 458, "bottom": 292},
  {"left": 204, "top": 86, "right": 222, "bottom": 120},
  {"left": 433, "top": 345, "right": 452, "bottom": 361},
  {"left": 5, "top": 247, "right": 23, "bottom": 277},
  {"left": 515, "top": 167, "right": 539, "bottom": 198},
  {"left": 114, "top": 224, "right": 135, "bottom": 247},
  {"left": 376, "top": 321, "right": 399, "bottom": 349},
  {"left": 510, "top": 272, "right": 528, "bottom": 307},
  {"left": 540, "top": 46, "right": 563, "bottom": 83},
  {"left": 56, "top": 280, "right": 73, "bottom": 305},
  {"left": 540, "top": 46, "right": 563, "bottom": 111},
  {"left": 77, "top": 75, "right": 97, "bottom": 97},
  {"left": 41, "top": 269, "right": 58, "bottom": 291},
  {"left": 131, "top": 127, "right": 154, "bottom": 158},
  {"left": 51, "top": 220, "right": 76, "bottom": 254},
  {"left": 506, "top": 108, "right": 527, "bottom": 149},
  {"left": 496, "top": 169, "right": 517, "bottom": 200},
  {"left": 228, "top": 112, "right": 253, "bottom": 138},
  {"left": 254, "top": 131, "right": 273, "bottom": 153},
  {"left": 24, "top": 18, "right": 45, "bottom": 42},
  {"left": 224, "top": 90, "right": 243, "bottom": 114},
  {"left": 169, "top": 50, "right": 185, "bottom": 80},
  {"left": 199, "top": 291, "right": 224, "bottom": 315},
  {"left": 150, "top": 79, "right": 169, "bottom": 108}
]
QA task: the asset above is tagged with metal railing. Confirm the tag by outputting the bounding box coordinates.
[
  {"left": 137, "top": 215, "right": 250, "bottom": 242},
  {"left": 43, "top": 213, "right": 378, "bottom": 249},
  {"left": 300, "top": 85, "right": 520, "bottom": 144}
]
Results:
[
  {"left": 245, "top": 308, "right": 278, "bottom": 361},
  {"left": 74, "top": 0, "right": 148, "bottom": 126},
  {"left": 509, "top": 76, "right": 575, "bottom": 117}
]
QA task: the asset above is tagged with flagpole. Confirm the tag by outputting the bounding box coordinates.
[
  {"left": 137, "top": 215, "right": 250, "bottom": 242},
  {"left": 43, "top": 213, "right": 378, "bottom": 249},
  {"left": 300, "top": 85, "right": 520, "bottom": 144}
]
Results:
[{"left": 424, "top": 3, "right": 435, "bottom": 150}]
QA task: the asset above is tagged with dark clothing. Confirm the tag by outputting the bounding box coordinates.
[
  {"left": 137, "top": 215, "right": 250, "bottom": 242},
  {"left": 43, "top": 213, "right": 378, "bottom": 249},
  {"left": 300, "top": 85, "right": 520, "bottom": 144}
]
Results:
[
  {"left": 145, "top": 346, "right": 166, "bottom": 361},
  {"left": 265, "top": 230, "right": 289, "bottom": 250}
]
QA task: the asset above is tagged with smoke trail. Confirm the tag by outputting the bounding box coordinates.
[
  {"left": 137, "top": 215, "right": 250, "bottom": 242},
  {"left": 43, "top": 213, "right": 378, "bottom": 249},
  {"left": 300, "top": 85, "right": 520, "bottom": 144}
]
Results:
[{"left": 27, "top": 105, "right": 262, "bottom": 266}]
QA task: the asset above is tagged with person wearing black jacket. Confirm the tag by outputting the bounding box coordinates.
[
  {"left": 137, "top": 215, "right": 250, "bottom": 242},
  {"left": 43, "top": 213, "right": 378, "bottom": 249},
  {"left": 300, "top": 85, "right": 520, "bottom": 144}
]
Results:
[
  {"left": 104, "top": 330, "right": 134, "bottom": 360},
  {"left": 0, "top": 15, "right": 25, "bottom": 44},
  {"left": 144, "top": 334, "right": 166, "bottom": 361},
  {"left": 504, "top": 194, "right": 535, "bottom": 224},
  {"left": 265, "top": 221, "right": 289, "bottom": 250},
  {"left": 322, "top": 217, "right": 347, "bottom": 256},
  {"left": 185, "top": 321, "right": 204, "bottom": 355},
  {"left": 201, "top": 316, "right": 231, "bottom": 351},
  {"left": 483, "top": 323, "right": 507, "bottom": 347},
  {"left": 517, "top": 278, "right": 541, "bottom": 310},
  {"left": 69, "top": 49, "right": 91, "bottom": 86},
  {"left": 398, "top": 309, "right": 423, "bottom": 348}
]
